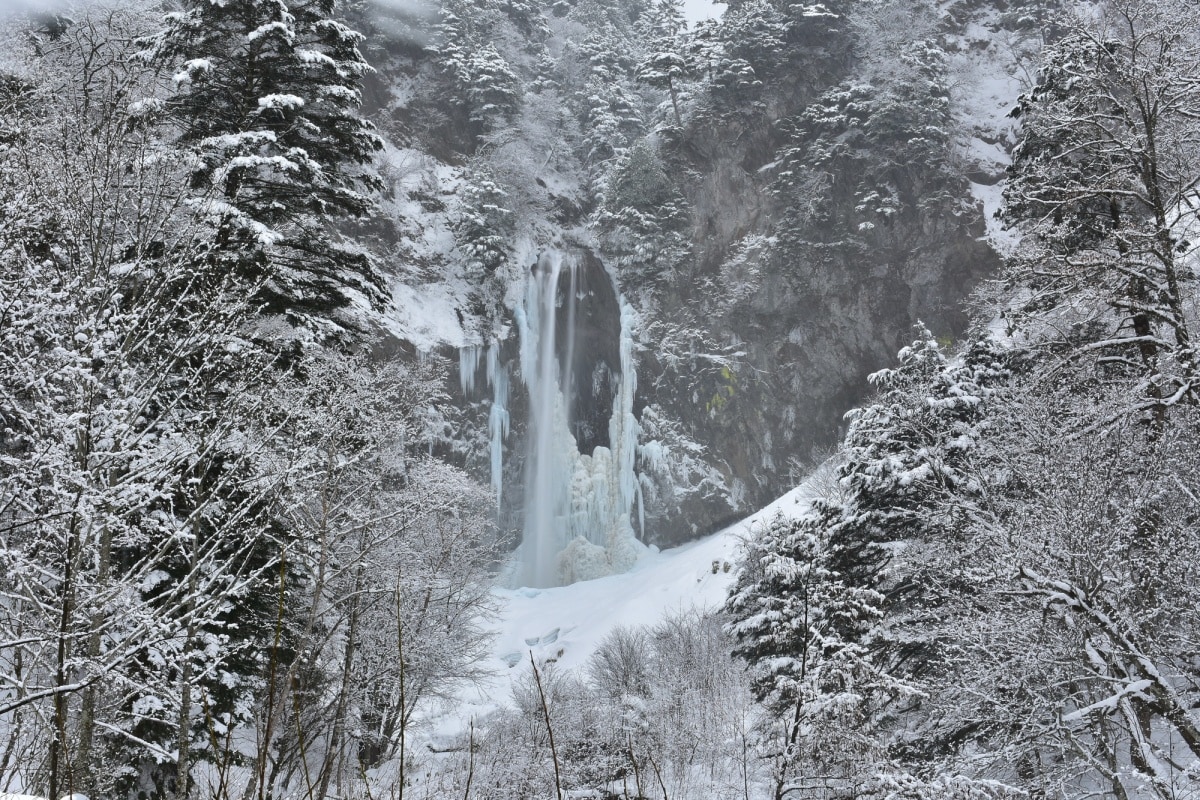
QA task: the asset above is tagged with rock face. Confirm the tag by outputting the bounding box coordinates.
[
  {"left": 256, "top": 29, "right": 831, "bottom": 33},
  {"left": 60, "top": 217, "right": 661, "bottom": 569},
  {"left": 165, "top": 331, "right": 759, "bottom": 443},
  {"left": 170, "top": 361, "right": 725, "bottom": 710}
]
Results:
[
  {"left": 364, "top": 0, "right": 1018, "bottom": 559},
  {"left": 560, "top": 249, "right": 622, "bottom": 456},
  {"left": 627, "top": 135, "right": 999, "bottom": 544}
]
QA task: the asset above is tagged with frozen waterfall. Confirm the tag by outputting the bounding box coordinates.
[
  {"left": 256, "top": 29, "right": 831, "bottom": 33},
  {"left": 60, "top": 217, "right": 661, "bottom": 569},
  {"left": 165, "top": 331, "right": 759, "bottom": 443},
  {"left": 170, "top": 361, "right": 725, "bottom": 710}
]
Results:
[
  {"left": 516, "top": 250, "right": 647, "bottom": 586},
  {"left": 520, "top": 252, "right": 574, "bottom": 586},
  {"left": 461, "top": 249, "right": 645, "bottom": 588}
]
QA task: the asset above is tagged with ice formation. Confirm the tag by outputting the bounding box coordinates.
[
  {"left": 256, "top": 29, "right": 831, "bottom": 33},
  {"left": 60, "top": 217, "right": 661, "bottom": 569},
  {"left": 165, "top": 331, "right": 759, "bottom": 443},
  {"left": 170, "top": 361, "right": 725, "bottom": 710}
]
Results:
[
  {"left": 460, "top": 249, "right": 646, "bottom": 588},
  {"left": 520, "top": 251, "right": 646, "bottom": 586}
]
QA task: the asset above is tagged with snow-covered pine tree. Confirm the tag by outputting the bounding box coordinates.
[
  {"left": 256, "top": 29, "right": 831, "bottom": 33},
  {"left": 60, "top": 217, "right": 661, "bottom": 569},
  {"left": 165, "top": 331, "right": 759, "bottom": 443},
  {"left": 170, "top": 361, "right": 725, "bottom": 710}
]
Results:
[
  {"left": 727, "top": 326, "right": 1011, "bottom": 794},
  {"left": 600, "top": 139, "right": 690, "bottom": 275},
  {"left": 432, "top": 3, "right": 523, "bottom": 139},
  {"left": 635, "top": 0, "right": 691, "bottom": 127},
  {"left": 772, "top": 36, "right": 967, "bottom": 252},
  {"left": 562, "top": 28, "right": 647, "bottom": 178},
  {"left": 835, "top": 327, "right": 1005, "bottom": 572},
  {"left": 726, "top": 508, "right": 902, "bottom": 798},
  {"left": 711, "top": 0, "right": 786, "bottom": 106},
  {"left": 145, "top": 0, "right": 385, "bottom": 330},
  {"left": 454, "top": 167, "right": 514, "bottom": 282},
  {"left": 831, "top": 327, "right": 1009, "bottom": 677}
]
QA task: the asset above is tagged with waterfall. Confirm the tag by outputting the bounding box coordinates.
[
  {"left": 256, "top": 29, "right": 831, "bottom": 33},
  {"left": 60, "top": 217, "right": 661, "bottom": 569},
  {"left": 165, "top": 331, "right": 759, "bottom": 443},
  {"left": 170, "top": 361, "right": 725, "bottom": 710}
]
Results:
[
  {"left": 461, "top": 249, "right": 645, "bottom": 588},
  {"left": 520, "top": 252, "right": 575, "bottom": 587}
]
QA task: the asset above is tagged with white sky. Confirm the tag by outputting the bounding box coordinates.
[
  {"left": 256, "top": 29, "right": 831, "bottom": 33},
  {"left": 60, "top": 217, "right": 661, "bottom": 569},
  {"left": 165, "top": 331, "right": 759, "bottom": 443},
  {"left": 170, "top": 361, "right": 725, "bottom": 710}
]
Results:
[
  {"left": 682, "top": 0, "right": 725, "bottom": 22},
  {"left": 0, "top": 0, "right": 81, "bottom": 17}
]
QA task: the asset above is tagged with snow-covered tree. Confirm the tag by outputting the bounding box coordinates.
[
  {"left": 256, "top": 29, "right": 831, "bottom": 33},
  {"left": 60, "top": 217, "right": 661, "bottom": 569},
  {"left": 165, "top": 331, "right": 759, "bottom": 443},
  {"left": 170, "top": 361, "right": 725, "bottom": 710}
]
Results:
[
  {"left": 250, "top": 352, "right": 499, "bottom": 796},
  {"left": 0, "top": 15, "right": 287, "bottom": 795},
  {"left": 433, "top": 5, "right": 523, "bottom": 138},
  {"left": 833, "top": 328, "right": 1008, "bottom": 586},
  {"left": 454, "top": 167, "right": 514, "bottom": 282},
  {"left": 725, "top": 327, "right": 1014, "bottom": 795},
  {"left": 598, "top": 139, "right": 691, "bottom": 281},
  {"left": 774, "top": 38, "right": 969, "bottom": 249},
  {"left": 1004, "top": 0, "right": 1200, "bottom": 423},
  {"left": 144, "top": 0, "right": 385, "bottom": 329},
  {"left": 726, "top": 508, "right": 904, "bottom": 798},
  {"left": 445, "top": 609, "right": 753, "bottom": 800},
  {"left": 635, "top": 0, "right": 692, "bottom": 126},
  {"left": 899, "top": 356, "right": 1200, "bottom": 797}
]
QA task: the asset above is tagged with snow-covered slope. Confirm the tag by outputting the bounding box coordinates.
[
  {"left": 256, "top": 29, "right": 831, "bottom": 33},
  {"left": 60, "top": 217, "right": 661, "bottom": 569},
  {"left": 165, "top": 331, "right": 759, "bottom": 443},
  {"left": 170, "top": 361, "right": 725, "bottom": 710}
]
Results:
[{"left": 453, "top": 478, "right": 820, "bottom": 723}]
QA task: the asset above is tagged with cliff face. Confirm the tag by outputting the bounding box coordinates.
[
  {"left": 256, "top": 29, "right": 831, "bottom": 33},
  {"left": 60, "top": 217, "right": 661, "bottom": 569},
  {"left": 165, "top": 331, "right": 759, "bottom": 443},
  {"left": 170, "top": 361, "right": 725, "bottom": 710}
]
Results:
[
  {"left": 626, "top": 117, "right": 1000, "bottom": 542},
  {"left": 360, "top": 0, "right": 1030, "bottom": 552}
]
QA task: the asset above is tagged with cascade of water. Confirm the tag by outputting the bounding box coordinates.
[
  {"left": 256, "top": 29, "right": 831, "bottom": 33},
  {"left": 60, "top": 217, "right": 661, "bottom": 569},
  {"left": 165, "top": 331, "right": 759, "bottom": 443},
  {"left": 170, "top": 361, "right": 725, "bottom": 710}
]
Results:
[
  {"left": 520, "top": 252, "right": 576, "bottom": 587},
  {"left": 460, "top": 248, "right": 645, "bottom": 587}
]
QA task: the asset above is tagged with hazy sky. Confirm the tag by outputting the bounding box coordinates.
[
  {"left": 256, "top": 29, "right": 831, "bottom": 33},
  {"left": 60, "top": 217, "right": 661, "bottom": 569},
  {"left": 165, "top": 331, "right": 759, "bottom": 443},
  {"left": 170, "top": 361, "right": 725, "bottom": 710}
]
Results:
[
  {"left": 0, "top": 0, "right": 75, "bottom": 16},
  {"left": 682, "top": 0, "right": 725, "bottom": 22},
  {"left": 0, "top": 0, "right": 727, "bottom": 18}
]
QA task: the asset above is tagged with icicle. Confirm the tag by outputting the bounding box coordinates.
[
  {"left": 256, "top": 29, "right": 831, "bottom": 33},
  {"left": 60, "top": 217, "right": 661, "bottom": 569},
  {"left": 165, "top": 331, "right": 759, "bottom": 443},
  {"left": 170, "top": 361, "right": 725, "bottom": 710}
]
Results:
[
  {"left": 486, "top": 342, "right": 500, "bottom": 388},
  {"left": 563, "top": 261, "right": 578, "bottom": 403},
  {"left": 459, "top": 345, "right": 482, "bottom": 396},
  {"left": 488, "top": 363, "right": 509, "bottom": 510},
  {"left": 635, "top": 475, "right": 645, "bottom": 542}
]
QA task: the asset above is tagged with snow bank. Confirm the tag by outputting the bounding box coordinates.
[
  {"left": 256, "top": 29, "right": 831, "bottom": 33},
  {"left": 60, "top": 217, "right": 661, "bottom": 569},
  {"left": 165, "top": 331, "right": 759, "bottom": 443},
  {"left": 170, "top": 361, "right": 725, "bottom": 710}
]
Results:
[{"left": 453, "top": 479, "right": 819, "bottom": 727}]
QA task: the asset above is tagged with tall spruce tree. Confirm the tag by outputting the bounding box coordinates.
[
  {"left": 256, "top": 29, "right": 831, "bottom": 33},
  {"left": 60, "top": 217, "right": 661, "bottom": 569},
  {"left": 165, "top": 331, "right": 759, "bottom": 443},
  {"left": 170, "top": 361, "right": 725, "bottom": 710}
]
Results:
[{"left": 145, "top": 0, "right": 385, "bottom": 329}]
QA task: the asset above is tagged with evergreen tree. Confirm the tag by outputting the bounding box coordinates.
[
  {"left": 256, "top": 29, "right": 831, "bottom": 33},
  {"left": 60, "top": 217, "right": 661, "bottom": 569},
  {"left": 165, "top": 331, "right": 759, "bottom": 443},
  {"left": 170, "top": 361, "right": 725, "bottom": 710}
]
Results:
[
  {"left": 454, "top": 167, "right": 514, "bottom": 282},
  {"left": 433, "top": 5, "right": 523, "bottom": 138},
  {"left": 567, "top": 31, "right": 647, "bottom": 176},
  {"left": 727, "top": 327, "right": 1011, "bottom": 794},
  {"left": 144, "top": 0, "right": 385, "bottom": 329},
  {"left": 834, "top": 327, "right": 1007, "bottom": 579},
  {"left": 773, "top": 38, "right": 968, "bottom": 250},
  {"left": 726, "top": 507, "right": 904, "bottom": 799},
  {"left": 598, "top": 139, "right": 691, "bottom": 283},
  {"left": 635, "top": 0, "right": 691, "bottom": 126}
]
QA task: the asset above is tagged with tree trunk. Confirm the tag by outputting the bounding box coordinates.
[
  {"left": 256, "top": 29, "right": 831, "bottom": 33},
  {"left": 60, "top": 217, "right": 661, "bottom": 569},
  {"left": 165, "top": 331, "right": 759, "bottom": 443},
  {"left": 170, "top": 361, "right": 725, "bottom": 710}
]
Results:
[
  {"left": 50, "top": 515, "right": 79, "bottom": 800},
  {"left": 314, "top": 565, "right": 364, "bottom": 800},
  {"left": 75, "top": 525, "right": 111, "bottom": 793}
]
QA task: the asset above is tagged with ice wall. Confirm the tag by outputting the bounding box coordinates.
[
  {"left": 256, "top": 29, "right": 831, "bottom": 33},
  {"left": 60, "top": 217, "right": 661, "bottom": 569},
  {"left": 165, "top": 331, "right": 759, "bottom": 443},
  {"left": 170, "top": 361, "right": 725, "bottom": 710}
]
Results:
[{"left": 459, "top": 249, "right": 646, "bottom": 587}]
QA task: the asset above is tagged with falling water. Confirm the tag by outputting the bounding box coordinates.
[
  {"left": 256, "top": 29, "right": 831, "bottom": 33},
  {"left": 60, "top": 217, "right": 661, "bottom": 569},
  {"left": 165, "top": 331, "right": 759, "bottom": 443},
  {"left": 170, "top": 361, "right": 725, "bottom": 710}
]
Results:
[
  {"left": 462, "top": 249, "right": 645, "bottom": 588},
  {"left": 520, "top": 252, "right": 575, "bottom": 587}
]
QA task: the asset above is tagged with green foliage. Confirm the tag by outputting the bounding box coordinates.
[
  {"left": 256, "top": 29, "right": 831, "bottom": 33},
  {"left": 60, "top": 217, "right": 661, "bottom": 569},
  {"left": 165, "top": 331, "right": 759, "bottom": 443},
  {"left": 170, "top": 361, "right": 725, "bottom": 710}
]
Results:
[{"left": 704, "top": 365, "right": 736, "bottom": 416}]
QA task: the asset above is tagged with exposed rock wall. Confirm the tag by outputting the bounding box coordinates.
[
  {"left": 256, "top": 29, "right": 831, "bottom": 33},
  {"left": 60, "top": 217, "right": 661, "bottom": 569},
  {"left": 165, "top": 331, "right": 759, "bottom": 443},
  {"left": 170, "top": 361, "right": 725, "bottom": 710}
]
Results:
[{"left": 360, "top": 0, "right": 1027, "bottom": 551}]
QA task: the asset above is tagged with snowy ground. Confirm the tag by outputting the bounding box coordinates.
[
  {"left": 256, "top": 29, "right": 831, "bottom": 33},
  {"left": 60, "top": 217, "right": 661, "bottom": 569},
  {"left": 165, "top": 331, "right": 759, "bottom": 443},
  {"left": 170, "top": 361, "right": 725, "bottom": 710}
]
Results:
[
  {"left": 944, "top": 10, "right": 1030, "bottom": 256},
  {"left": 438, "top": 480, "right": 819, "bottom": 733}
]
